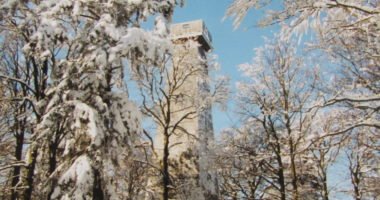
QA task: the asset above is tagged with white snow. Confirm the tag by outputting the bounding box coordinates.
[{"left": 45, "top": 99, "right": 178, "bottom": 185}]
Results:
[
  {"left": 71, "top": 101, "right": 102, "bottom": 146},
  {"left": 128, "top": 0, "right": 143, "bottom": 5},
  {"left": 59, "top": 156, "right": 93, "bottom": 200},
  {"left": 154, "top": 15, "right": 169, "bottom": 37}
]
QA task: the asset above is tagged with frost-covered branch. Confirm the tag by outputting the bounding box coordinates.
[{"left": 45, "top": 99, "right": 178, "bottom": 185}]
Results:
[{"left": 0, "top": 74, "right": 37, "bottom": 95}]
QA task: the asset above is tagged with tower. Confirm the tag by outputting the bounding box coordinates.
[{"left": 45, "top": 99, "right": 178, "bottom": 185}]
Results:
[{"left": 153, "top": 20, "right": 218, "bottom": 199}]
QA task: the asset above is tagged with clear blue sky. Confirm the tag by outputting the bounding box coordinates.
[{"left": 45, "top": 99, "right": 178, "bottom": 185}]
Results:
[{"left": 172, "top": 0, "right": 278, "bottom": 134}]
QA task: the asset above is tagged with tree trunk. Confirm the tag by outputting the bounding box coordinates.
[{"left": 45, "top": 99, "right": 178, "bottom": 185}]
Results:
[
  {"left": 10, "top": 56, "right": 26, "bottom": 200},
  {"left": 48, "top": 130, "right": 61, "bottom": 200},
  {"left": 162, "top": 131, "right": 170, "bottom": 200},
  {"left": 289, "top": 139, "right": 299, "bottom": 200},
  {"left": 93, "top": 169, "right": 104, "bottom": 200},
  {"left": 11, "top": 128, "right": 25, "bottom": 200},
  {"left": 278, "top": 163, "right": 286, "bottom": 200},
  {"left": 322, "top": 174, "right": 329, "bottom": 200},
  {"left": 274, "top": 144, "right": 286, "bottom": 200},
  {"left": 353, "top": 160, "right": 361, "bottom": 200},
  {"left": 23, "top": 148, "right": 38, "bottom": 200}
]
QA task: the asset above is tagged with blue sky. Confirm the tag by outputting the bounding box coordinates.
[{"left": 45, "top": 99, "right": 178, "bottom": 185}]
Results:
[{"left": 173, "top": 0, "right": 278, "bottom": 134}]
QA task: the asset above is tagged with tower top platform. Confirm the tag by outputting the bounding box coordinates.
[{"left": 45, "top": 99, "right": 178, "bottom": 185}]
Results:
[{"left": 170, "top": 20, "right": 213, "bottom": 51}]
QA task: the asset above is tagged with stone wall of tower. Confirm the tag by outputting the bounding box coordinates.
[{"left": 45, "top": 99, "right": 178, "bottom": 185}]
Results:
[{"left": 152, "top": 21, "right": 218, "bottom": 200}]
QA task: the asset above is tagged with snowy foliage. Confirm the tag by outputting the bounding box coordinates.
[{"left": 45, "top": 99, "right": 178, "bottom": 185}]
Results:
[
  {"left": 0, "top": 0, "right": 182, "bottom": 199},
  {"left": 216, "top": 39, "right": 326, "bottom": 200},
  {"left": 225, "top": 1, "right": 379, "bottom": 199},
  {"left": 227, "top": 0, "right": 380, "bottom": 130}
]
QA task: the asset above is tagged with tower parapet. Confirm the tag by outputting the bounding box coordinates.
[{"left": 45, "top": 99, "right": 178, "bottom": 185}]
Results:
[{"left": 170, "top": 20, "right": 212, "bottom": 51}]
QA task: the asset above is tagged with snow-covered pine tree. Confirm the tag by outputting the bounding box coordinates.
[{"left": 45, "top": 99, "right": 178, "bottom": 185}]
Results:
[{"left": 1, "top": 0, "right": 182, "bottom": 199}]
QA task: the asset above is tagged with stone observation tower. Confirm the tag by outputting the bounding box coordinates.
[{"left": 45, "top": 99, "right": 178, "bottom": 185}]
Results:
[{"left": 154, "top": 20, "right": 218, "bottom": 199}]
